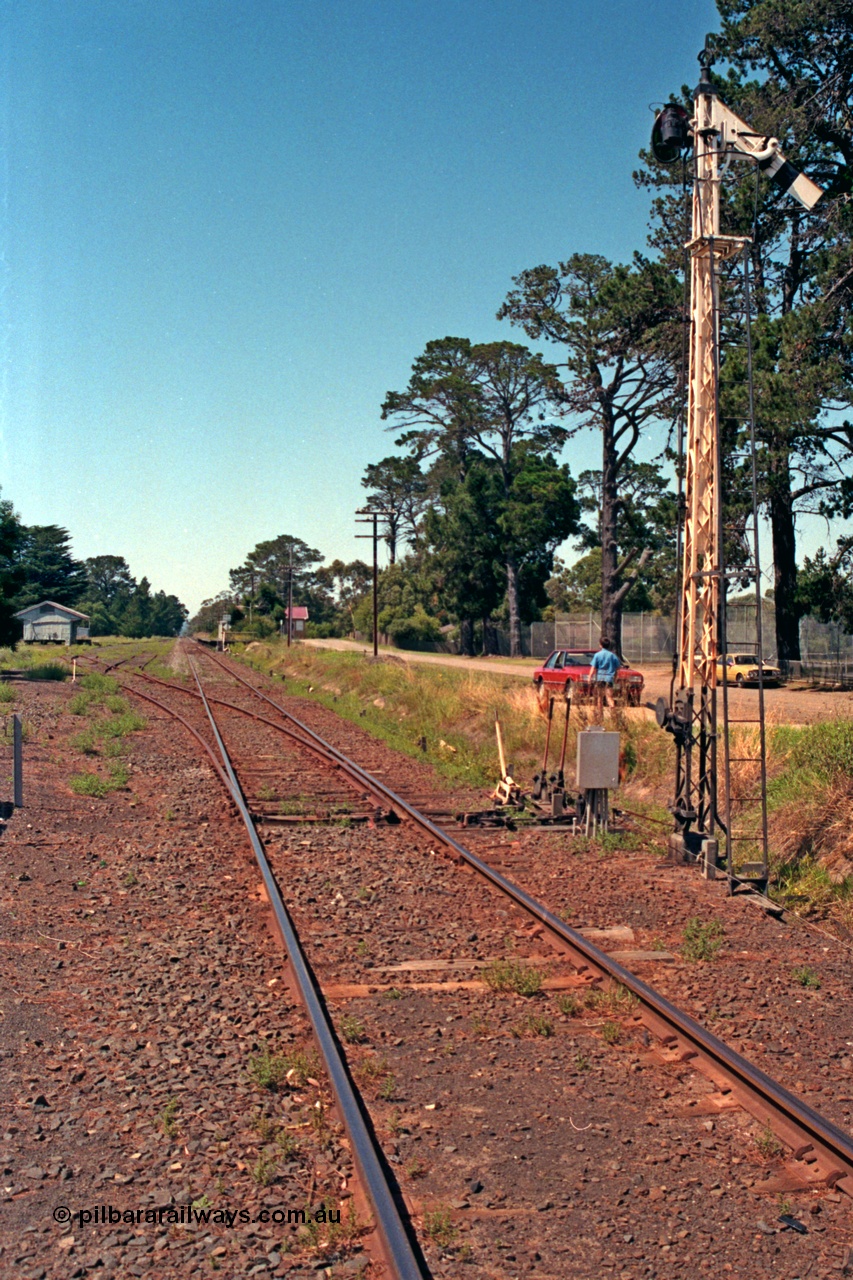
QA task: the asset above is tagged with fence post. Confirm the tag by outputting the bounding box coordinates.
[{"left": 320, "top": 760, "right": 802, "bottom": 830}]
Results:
[{"left": 13, "top": 713, "right": 22, "bottom": 808}]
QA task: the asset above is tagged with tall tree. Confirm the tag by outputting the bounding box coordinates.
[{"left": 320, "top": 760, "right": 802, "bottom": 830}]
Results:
[
  {"left": 0, "top": 493, "right": 26, "bottom": 647},
  {"left": 383, "top": 337, "right": 573, "bottom": 654},
  {"left": 636, "top": 0, "right": 853, "bottom": 663},
  {"left": 148, "top": 591, "right": 189, "bottom": 637},
  {"left": 421, "top": 455, "right": 506, "bottom": 655},
  {"left": 546, "top": 550, "right": 606, "bottom": 614},
  {"left": 229, "top": 536, "right": 322, "bottom": 608},
  {"left": 119, "top": 577, "right": 152, "bottom": 639},
  {"left": 351, "top": 558, "right": 440, "bottom": 645},
  {"left": 13, "top": 525, "right": 87, "bottom": 608},
  {"left": 83, "top": 555, "right": 136, "bottom": 606},
  {"left": 557, "top": 459, "right": 679, "bottom": 616},
  {"left": 797, "top": 535, "right": 853, "bottom": 634},
  {"left": 76, "top": 555, "right": 137, "bottom": 634},
  {"left": 189, "top": 592, "right": 239, "bottom": 636},
  {"left": 498, "top": 254, "right": 681, "bottom": 649},
  {"left": 498, "top": 443, "right": 581, "bottom": 627},
  {"left": 315, "top": 559, "right": 372, "bottom": 632},
  {"left": 361, "top": 456, "right": 428, "bottom": 564}
]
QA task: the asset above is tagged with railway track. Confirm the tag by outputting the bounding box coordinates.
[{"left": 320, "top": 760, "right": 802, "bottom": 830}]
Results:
[
  {"left": 99, "top": 641, "right": 853, "bottom": 1274},
  {"left": 93, "top": 653, "right": 423, "bottom": 1280}
]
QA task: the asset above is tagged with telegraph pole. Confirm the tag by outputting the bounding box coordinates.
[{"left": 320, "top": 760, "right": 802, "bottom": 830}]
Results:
[
  {"left": 355, "top": 509, "right": 388, "bottom": 658},
  {"left": 287, "top": 543, "right": 294, "bottom": 648}
]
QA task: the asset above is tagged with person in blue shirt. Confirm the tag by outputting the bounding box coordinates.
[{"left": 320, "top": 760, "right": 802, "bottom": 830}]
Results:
[{"left": 590, "top": 636, "right": 621, "bottom": 714}]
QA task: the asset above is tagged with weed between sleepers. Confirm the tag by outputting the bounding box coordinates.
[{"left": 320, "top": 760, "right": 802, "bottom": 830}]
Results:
[
  {"left": 755, "top": 1122, "right": 783, "bottom": 1159},
  {"left": 681, "top": 917, "right": 724, "bottom": 962},
  {"left": 69, "top": 762, "right": 129, "bottom": 797},
  {"left": 792, "top": 964, "right": 821, "bottom": 989},
  {"left": 423, "top": 1206, "right": 457, "bottom": 1249},
  {"left": 247, "top": 1045, "right": 321, "bottom": 1092},
  {"left": 159, "top": 1097, "right": 180, "bottom": 1138},
  {"left": 555, "top": 993, "right": 580, "bottom": 1017},
  {"left": 511, "top": 1013, "right": 553, "bottom": 1038},
  {"left": 481, "top": 958, "right": 544, "bottom": 996},
  {"left": 553, "top": 982, "right": 638, "bottom": 1024},
  {"left": 339, "top": 1014, "right": 366, "bottom": 1044},
  {"left": 251, "top": 1150, "right": 278, "bottom": 1186}
]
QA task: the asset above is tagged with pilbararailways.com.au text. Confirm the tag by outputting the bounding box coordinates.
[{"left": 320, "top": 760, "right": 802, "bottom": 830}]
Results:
[{"left": 53, "top": 1203, "right": 340, "bottom": 1230}]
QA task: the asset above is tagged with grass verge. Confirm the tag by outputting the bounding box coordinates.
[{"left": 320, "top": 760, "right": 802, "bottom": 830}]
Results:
[
  {"left": 66, "top": 671, "right": 146, "bottom": 796},
  {"left": 230, "top": 640, "right": 671, "bottom": 793},
  {"left": 231, "top": 640, "right": 853, "bottom": 923}
]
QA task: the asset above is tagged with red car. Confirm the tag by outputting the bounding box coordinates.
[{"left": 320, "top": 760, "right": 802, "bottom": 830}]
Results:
[{"left": 533, "top": 649, "right": 645, "bottom": 705}]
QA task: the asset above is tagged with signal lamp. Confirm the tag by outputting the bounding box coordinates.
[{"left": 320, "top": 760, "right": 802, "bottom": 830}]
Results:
[{"left": 651, "top": 104, "right": 690, "bottom": 165}]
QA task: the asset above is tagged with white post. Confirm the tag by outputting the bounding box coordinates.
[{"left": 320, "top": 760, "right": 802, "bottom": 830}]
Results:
[{"left": 13, "top": 714, "right": 22, "bottom": 808}]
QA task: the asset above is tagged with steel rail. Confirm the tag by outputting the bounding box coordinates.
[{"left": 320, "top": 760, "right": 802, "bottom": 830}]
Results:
[
  {"left": 119, "top": 667, "right": 394, "bottom": 814},
  {"left": 107, "top": 655, "right": 426, "bottom": 1277},
  {"left": 195, "top": 643, "right": 853, "bottom": 1195},
  {"left": 111, "top": 679, "right": 235, "bottom": 799},
  {"left": 182, "top": 659, "right": 426, "bottom": 1280}
]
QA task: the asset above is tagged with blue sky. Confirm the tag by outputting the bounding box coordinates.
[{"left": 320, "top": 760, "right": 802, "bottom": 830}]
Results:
[{"left": 0, "top": 0, "right": 759, "bottom": 613}]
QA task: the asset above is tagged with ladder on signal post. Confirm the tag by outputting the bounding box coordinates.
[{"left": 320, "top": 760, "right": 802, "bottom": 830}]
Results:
[
  {"left": 718, "top": 662, "right": 771, "bottom": 892},
  {"left": 716, "top": 248, "right": 770, "bottom": 893}
]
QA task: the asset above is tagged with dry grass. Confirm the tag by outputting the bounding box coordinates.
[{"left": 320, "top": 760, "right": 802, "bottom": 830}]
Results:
[
  {"left": 235, "top": 640, "right": 671, "bottom": 795},
  {"left": 235, "top": 641, "right": 853, "bottom": 922},
  {"left": 757, "top": 720, "right": 853, "bottom": 921}
]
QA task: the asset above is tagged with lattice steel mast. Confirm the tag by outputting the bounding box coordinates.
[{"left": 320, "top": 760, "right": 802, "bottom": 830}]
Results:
[{"left": 655, "top": 42, "right": 822, "bottom": 879}]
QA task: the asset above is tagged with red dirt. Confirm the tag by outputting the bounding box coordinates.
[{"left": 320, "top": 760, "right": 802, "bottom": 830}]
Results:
[{"left": 3, "top": 651, "right": 853, "bottom": 1280}]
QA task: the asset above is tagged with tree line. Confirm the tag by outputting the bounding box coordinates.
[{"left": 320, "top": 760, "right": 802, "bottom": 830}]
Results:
[
  {"left": 190, "top": 535, "right": 373, "bottom": 641},
  {"left": 363, "top": 0, "right": 853, "bottom": 661},
  {"left": 196, "top": 2, "right": 853, "bottom": 659},
  {"left": 0, "top": 493, "right": 188, "bottom": 646}
]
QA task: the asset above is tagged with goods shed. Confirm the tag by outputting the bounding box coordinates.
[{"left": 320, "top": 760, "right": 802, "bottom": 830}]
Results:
[{"left": 14, "top": 601, "right": 90, "bottom": 644}]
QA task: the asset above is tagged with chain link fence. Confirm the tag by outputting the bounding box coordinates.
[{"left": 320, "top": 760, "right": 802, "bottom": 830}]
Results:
[
  {"left": 511, "top": 609, "right": 853, "bottom": 669},
  {"left": 364, "top": 608, "right": 853, "bottom": 674},
  {"left": 529, "top": 614, "right": 677, "bottom": 662},
  {"left": 799, "top": 615, "right": 853, "bottom": 686}
]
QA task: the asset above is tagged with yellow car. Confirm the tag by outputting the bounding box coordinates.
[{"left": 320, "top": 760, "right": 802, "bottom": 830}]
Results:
[{"left": 716, "top": 653, "right": 782, "bottom": 687}]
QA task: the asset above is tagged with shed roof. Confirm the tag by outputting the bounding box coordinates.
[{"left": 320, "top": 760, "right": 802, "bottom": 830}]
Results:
[
  {"left": 285, "top": 606, "right": 309, "bottom": 620},
  {"left": 14, "top": 601, "right": 90, "bottom": 622}
]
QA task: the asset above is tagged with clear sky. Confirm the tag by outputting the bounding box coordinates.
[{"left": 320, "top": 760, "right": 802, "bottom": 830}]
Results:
[{"left": 0, "top": 0, "right": 757, "bottom": 615}]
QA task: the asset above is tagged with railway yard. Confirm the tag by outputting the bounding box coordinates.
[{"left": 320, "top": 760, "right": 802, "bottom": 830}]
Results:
[{"left": 3, "top": 641, "right": 853, "bottom": 1280}]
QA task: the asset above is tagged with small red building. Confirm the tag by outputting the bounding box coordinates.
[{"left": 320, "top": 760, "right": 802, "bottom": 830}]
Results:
[{"left": 284, "top": 606, "right": 309, "bottom": 636}]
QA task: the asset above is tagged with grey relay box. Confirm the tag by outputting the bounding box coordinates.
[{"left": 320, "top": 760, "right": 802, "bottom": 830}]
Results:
[{"left": 576, "top": 730, "right": 620, "bottom": 789}]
